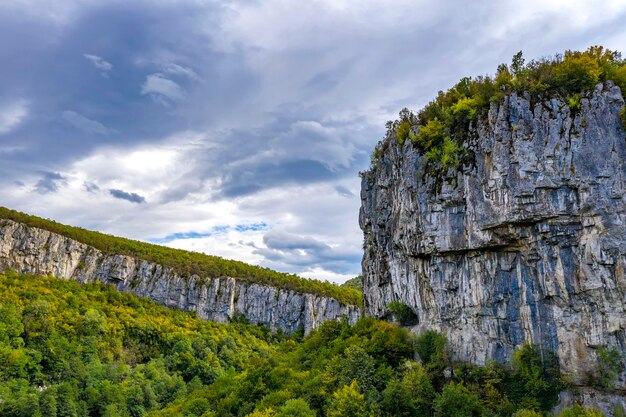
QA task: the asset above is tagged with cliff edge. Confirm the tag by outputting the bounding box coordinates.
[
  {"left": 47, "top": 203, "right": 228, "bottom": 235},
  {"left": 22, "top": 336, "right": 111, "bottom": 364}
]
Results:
[
  {"left": 360, "top": 82, "right": 626, "bottom": 391},
  {"left": 0, "top": 219, "right": 360, "bottom": 334}
]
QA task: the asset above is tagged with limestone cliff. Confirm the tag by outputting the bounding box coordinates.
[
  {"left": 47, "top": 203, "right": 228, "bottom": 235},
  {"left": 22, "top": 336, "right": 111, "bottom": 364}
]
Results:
[
  {"left": 360, "top": 83, "right": 626, "bottom": 390},
  {"left": 0, "top": 219, "right": 360, "bottom": 334}
]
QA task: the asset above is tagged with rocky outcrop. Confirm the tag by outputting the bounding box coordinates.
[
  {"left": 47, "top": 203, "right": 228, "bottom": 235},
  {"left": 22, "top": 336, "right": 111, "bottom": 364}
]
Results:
[
  {"left": 0, "top": 219, "right": 360, "bottom": 334},
  {"left": 360, "top": 83, "right": 626, "bottom": 390}
]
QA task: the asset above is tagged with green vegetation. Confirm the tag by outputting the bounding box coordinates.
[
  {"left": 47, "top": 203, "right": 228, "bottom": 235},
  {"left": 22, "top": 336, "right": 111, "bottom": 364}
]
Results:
[
  {"left": 387, "top": 301, "right": 418, "bottom": 326},
  {"left": 620, "top": 105, "right": 626, "bottom": 129},
  {"left": 371, "top": 46, "right": 626, "bottom": 173},
  {"left": 596, "top": 347, "right": 623, "bottom": 389},
  {"left": 340, "top": 275, "right": 363, "bottom": 292},
  {"left": 0, "top": 272, "right": 610, "bottom": 416},
  {"left": 0, "top": 207, "right": 361, "bottom": 307}
]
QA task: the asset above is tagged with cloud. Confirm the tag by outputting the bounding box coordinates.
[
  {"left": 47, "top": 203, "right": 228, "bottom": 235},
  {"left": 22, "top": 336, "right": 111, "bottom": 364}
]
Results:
[
  {"left": 150, "top": 222, "right": 268, "bottom": 244},
  {"left": 335, "top": 185, "right": 354, "bottom": 198},
  {"left": 141, "top": 73, "right": 184, "bottom": 102},
  {"left": 109, "top": 189, "right": 146, "bottom": 204},
  {"left": 62, "top": 110, "right": 113, "bottom": 135},
  {"left": 161, "top": 62, "right": 199, "bottom": 80},
  {"left": 2, "top": 0, "right": 626, "bottom": 282},
  {"left": 252, "top": 229, "right": 362, "bottom": 275},
  {"left": 0, "top": 100, "right": 28, "bottom": 135},
  {"left": 34, "top": 171, "right": 66, "bottom": 194},
  {"left": 83, "top": 53, "right": 112, "bottom": 77}
]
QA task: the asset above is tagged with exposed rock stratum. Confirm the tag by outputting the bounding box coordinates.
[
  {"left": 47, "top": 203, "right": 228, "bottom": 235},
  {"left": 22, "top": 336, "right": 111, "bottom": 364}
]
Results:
[
  {"left": 0, "top": 219, "right": 360, "bottom": 334},
  {"left": 360, "top": 83, "right": 626, "bottom": 394}
]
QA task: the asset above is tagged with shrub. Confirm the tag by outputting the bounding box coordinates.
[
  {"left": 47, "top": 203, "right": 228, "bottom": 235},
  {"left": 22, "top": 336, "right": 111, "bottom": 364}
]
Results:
[
  {"left": 416, "top": 330, "right": 451, "bottom": 390},
  {"left": 416, "top": 330, "right": 449, "bottom": 364},
  {"left": 506, "top": 344, "right": 561, "bottom": 411},
  {"left": 412, "top": 118, "right": 447, "bottom": 150},
  {"left": 568, "top": 94, "right": 582, "bottom": 111},
  {"left": 553, "top": 51, "right": 603, "bottom": 94},
  {"left": 597, "top": 346, "right": 622, "bottom": 389},
  {"left": 387, "top": 301, "right": 418, "bottom": 326},
  {"left": 513, "top": 409, "right": 543, "bottom": 417},
  {"left": 396, "top": 119, "right": 412, "bottom": 147},
  {"left": 450, "top": 97, "right": 478, "bottom": 121},
  {"left": 433, "top": 383, "right": 483, "bottom": 417},
  {"left": 425, "top": 136, "right": 460, "bottom": 170},
  {"left": 556, "top": 404, "right": 605, "bottom": 417},
  {"left": 620, "top": 105, "right": 626, "bottom": 130}
]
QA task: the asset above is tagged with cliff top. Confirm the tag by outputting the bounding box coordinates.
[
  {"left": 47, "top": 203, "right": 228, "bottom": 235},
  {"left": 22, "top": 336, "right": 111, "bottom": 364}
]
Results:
[
  {"left": 369, "top": 46, "right": 626, "bottom": 173},
  {"left": 0, "top": 207, "right": 362, "bottom": 306}
]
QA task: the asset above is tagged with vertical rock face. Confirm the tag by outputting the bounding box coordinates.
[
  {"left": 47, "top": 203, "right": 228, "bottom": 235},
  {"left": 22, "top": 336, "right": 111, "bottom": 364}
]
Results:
[
  {"left": 360, "top": 83, "right": 626, "bottom": 386},
  {"left": 0, "top": 220, "right": 360, "bottom": 334}
]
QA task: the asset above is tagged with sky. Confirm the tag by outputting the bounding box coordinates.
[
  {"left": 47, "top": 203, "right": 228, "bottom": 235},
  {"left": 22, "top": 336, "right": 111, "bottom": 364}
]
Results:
[{"left": 1, "top": 0, "right": 625, "bottom": 283}]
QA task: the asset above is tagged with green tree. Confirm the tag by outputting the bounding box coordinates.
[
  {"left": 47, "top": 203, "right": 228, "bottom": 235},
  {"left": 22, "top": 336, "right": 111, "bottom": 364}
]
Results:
[
  {"left": 433, "top": 383, "right": 483, "bottom": 417},
  {"left": 416, "top": 330, "right": 450, "bottom": 390},
  {"left": 275, "top": 399, "right": 316, "bottom": 417},
  {"left": 327, "top": 381, "right": 371, "bottom": 417},
  {"left": 554, "top": 51, "right": 603, "bottom": 94},
  {"left": 506, "top": 344, "right": 561, "bottom": 411}
]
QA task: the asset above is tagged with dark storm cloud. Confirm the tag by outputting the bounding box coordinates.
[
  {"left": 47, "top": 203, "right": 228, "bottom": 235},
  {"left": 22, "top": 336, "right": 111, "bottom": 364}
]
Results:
[{"left": 109, "top": 189, "right": 146, "bottom": 204}]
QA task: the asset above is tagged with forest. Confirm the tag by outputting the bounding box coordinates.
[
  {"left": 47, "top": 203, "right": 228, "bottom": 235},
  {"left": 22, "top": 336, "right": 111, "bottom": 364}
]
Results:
[{"left": 0, "top": 272, "right": 618, "bottom": 417}]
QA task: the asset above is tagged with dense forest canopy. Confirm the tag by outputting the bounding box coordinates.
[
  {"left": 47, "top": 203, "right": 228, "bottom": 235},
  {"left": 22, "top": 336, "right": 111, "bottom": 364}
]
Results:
[
  {"left": 0, "top": 273, "right": 619, "bottom": 417},
  {"left": 0, "top": 207, "right": 361, "bottom": 306},
  {"left": 371, "top": 46, "right": 626, "bottom": 172}
]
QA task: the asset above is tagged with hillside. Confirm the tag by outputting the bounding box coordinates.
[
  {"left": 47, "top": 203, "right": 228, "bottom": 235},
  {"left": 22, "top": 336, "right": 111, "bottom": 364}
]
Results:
[
  {"left": 0, "top": 272, "right": 612, "bottom": 417},
  {"left": 0, "top": 207, "right": 361, "bottom": 307}
]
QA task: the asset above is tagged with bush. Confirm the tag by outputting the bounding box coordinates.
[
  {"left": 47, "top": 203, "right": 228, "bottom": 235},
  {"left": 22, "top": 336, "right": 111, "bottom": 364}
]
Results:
[
  {"left": 416, "top": 330, "right": 451, "bottom": 390},
  {"left": 553, "top": 52, "right": 603, "bottom": 94},
  {"left": 556, "top": 404, "right": 605, "bottom": 417},
  {"left": 387, "top": 302, "right": 418, "bottom": 326},
  {"left": 433, "top": 383, "right": 483, "bottom": 417},
  {"left": 396, "top": 119, "right": 412, "bottom": 147},
  {"left": 597, "top": 346, "right": 622, "bottom": 389},
  {"left": 620, "top": 105, "right": 626, "bottom": 130},
  {"left": 412, "top": 118, "right": 447, "bottom": 150},
  {"left": 506, "top": 344, "right": 561, "bottom": 411},
  {"left": 416, "top": 330, "right": 449, "bottom": 364}
]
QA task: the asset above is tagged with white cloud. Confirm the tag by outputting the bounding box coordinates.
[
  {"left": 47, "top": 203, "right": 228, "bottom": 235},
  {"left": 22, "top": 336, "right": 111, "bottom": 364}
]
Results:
[
  {"left": 141, "top": 73, "right": 185, "bottom": 103},
  {"left": 62, "top": 110, "right": 113, "bottom": 135},
  {"left": 0, "top": 99, "right": 28, "bottom": 135},
  {"left": 83, "top": 54, "right": 113, "bottom": 77}
]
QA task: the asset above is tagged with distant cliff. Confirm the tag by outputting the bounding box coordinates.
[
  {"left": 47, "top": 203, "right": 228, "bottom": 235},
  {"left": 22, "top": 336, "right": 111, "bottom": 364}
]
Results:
[
  {"left": 360, "top": 81, "right": 626, "bottom": 394},
  {"left": 0, "top": 219, "right": 360, "bottom": 334}
]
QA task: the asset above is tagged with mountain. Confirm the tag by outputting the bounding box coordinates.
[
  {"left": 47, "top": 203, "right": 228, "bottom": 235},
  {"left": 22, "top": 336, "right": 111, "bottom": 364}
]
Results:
[
  {"left": 360, "top": 47, "right": 626, "bottom": 413},
  {"left": 0, "top": 207, "right": 360, "bottom": 334}
]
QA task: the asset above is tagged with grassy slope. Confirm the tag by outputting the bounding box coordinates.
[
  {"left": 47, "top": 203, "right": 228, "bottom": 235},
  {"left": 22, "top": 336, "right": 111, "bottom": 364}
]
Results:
[{"left": 0, "top": 207, "right": 362, "bottom": 306}]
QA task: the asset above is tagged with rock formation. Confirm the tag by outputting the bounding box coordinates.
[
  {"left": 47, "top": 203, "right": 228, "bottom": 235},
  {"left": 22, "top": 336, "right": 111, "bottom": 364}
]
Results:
[
  {"left": 360, "top": 82, "right": 626, "bottom": 391},
  {"left": 0, "top": 219, "right": 360, "bottom": 334}
]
